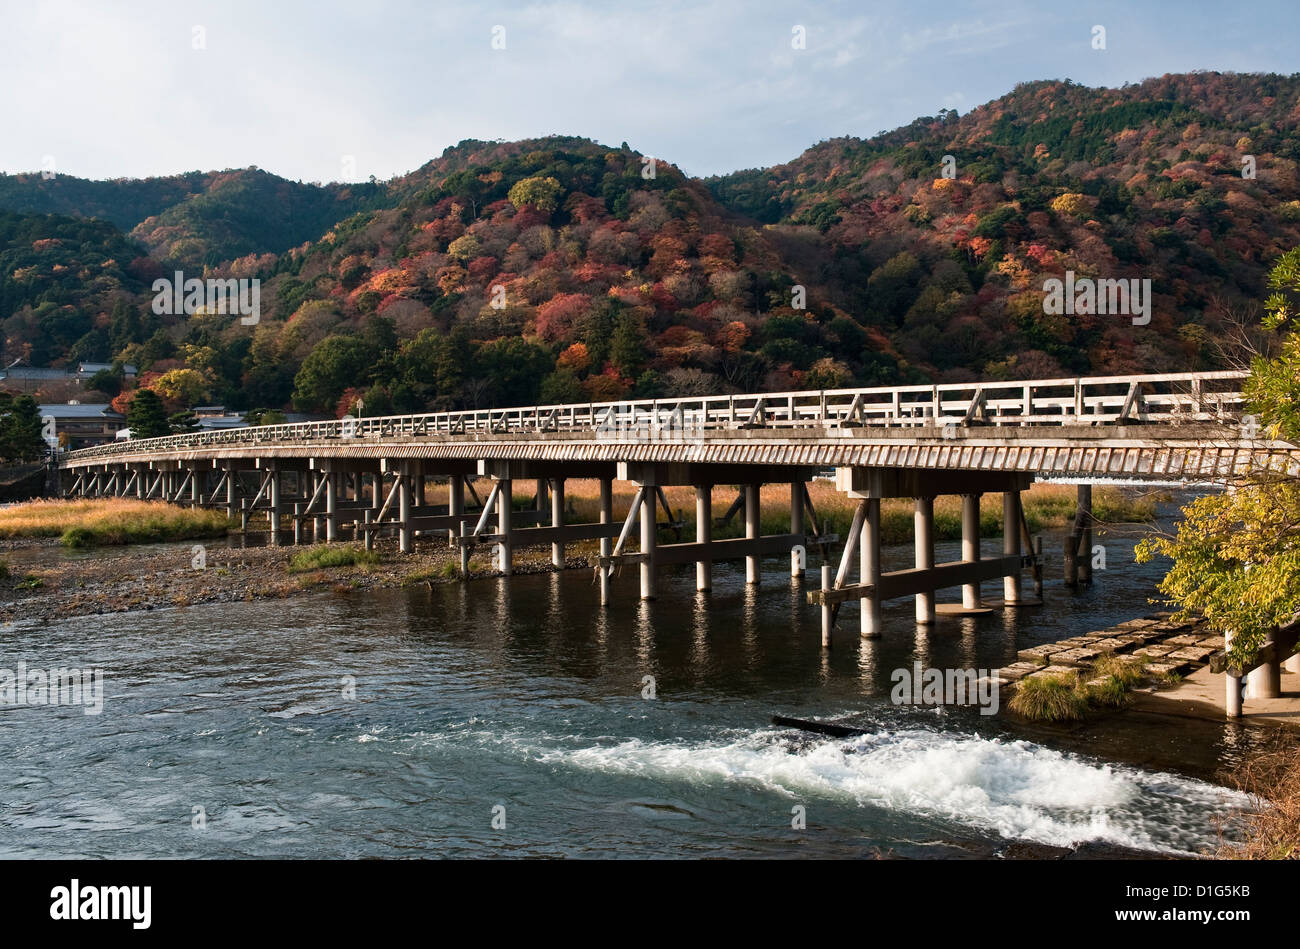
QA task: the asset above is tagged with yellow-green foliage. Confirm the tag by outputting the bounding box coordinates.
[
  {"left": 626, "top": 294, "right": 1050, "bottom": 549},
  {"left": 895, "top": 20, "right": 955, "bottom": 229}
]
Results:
[
  {"left": 1138, "top": 247, "right": 1300, "bottom": 670},
  {"left": 287, "top": 544, "right": 381, "bottom": 573}
]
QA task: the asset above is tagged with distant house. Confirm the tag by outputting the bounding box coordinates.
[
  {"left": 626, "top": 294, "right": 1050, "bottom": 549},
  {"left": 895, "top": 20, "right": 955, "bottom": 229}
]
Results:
[
  {"left": 77, "top": 362, "right": 138, "bottom": 379},
  {"left": 196, "top": 413, "right": 248, "bottom": 431},
  {"left": 0, "top": 360, "right": 75, "bottom": 391},
  {"left": 38, "top": 402, "right": 126, "bottom": 449},
  {"left": 0, "top": 359, "right": 137, "bottom": 394}
]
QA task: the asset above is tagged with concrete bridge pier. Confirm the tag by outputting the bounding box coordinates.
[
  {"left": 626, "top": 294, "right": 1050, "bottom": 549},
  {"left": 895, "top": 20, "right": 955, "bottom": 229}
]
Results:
[
  {"left": 550, "top": 477, "right": 565, "bottom": 567},
  {"left": 397, "top": 463, "right": 413, "bottom": 553},
  {"left": 640, "top": 483, "right": 657, "bottom": 600},
  {"left": 225, "top": 463, "right": 238, "bottom": 519},
  {"left": 311, "top": 471, "right": 324, "bottom": 540},
  {"left": 790, "top": 483, "right": 804, "bottom": 581},
  {"left": 695, "top": 485, "right": 712, "bottom": 592},
  {"left": 961, "top": 493, "right": 982, "bottom": 610},
  {"left": 449, "top": 474, "right": 465, "bottom": 545},
  {"left": 745, "top": 483, "right": 761, "bottom": 585},
  {"left": 496, "top": 476, "right": 512, "bottom": 575},
  {"left": 1003, "top": 490, "right": 1022, "bottom": 605},
  {"left": 268, "top": 465, "right": 283, "bottom": 545},
  {"left": 860, "top": 497, "right": 882, "bottom": 638},
  {"left": 1247, "top": 628, "right": 1282, "bottom": 700},
  {"left": 914, "top": 496, "right": 935, "bottom": 624},
  {"left": 599, "top": 477, "right": 613, "bottom": 605},
  {"left": 818, "top": 468, "right": 1034, "bottom": 640}
]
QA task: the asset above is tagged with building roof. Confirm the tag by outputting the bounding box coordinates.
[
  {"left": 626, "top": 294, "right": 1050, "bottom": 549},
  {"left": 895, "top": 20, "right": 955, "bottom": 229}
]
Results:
[
  {"left": 196, "top": 416, "right": 247, "bottom": 430},
  {"left": 38, "top": 403, "right": 126, "bottom": 420},
  {"left": 77, "top": 362, "right": 137, "bottom": 376},
  {"left": 2, "top": 367, "right": 75, "bottom": 380}
]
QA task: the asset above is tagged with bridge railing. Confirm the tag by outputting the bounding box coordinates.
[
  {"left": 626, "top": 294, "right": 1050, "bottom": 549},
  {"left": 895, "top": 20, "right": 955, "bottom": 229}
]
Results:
[{"left": 64, "top": 370, "right": 1249, "bottom": 463}]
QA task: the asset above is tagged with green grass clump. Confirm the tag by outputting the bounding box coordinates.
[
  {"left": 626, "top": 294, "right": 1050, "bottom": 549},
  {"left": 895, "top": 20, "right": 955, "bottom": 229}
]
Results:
[
  {"left": 287, "top": 545, "right": 381, "bottom": 573},
  {"left": 1084, "top": 653, "right": 1150, "bottom": 707},
  {"left": 1008, "top": 673, "right": 1090, "bottom": 722},
  {"left": 1087, "top": 675, "right": 1132, "bottom": 708},
  {"left": 1092, "top": 653, "right": 1148, "bottom": 688}
]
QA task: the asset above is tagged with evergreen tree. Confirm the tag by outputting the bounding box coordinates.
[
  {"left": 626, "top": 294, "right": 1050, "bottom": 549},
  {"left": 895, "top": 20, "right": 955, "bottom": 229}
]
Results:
[
  {"left": 126, "top": 389, "right": 170, "bottom": 439},
  {"left": 0, "top": 395, "right": 48, "bottom": 461},
  {"left": 168, "top": 409, "right": 199, "bottom": 433}
]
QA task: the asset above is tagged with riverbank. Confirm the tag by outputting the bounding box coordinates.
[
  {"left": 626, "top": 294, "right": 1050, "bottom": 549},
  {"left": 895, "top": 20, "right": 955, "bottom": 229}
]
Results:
[{"left": 0, "top": 537, "right": 561, "bottom": 625}]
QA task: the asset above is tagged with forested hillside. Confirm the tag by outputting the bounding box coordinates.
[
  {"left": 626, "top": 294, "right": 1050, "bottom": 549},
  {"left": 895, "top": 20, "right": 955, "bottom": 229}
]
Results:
[{"left": 1, "top": 71, "right": 1297, "bottom": 420}]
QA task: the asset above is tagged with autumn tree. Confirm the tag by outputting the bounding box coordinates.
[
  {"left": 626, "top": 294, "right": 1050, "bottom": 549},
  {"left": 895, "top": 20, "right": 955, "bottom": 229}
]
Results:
[
  {"left": 1137, "top": 248, "right": 1300, "bottom": 667},
  {"left": 508, "top": 176, "right": 563, "bottom": 213}
]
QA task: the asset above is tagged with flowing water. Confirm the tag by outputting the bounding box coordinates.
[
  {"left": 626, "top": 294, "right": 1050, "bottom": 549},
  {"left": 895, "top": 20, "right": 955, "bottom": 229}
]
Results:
[{"left": 0, "top": 528, "right": 1261, "bottom": 858}]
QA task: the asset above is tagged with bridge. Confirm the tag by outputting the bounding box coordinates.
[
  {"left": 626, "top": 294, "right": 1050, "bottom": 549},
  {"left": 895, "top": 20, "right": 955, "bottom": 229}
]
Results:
[{"left": 58, "top": 369, "right": 1293, "bottom": 654}]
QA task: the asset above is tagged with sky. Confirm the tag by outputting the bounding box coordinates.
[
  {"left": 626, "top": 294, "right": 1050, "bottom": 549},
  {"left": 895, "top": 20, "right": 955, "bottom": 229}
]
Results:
[{"left": 2, "top": 0, "right": 1298, "bottom": 184}]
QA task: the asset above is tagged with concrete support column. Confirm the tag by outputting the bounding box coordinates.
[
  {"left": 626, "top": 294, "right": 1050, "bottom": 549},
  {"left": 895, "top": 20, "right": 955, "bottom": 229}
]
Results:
[
  {"left": 914, "top": 496, "right": 935, "bottom": 625},
  {"left": 497, "top": 478, "right": 512, "bottom": 574},
  {"left": 550, "top": 477, "right": 565, "bottom": 568},
  {"left": 136, "top": 466, "right": 146, "bottom": 499},
  {"left": 640, "top": 485, "right": 656, "bottom": 599},
  {"left": 398, "top": 466, "right": 412, "bottom": 554},
  {"left": 269, "top": 467, "right": 282, "bottom": 546},
  {"left": 599, "top": 477, "right": 612, "bottom": 606},
  {"left": 372, "top": 470, "right": 383, "bottom": 509},
  {"left": 416, "top": 470, "right": 426, "bottom": 508},
  {"left": 312, "top": 472, "right": 323, "bottom": 540},
  {"left": 695, "top": 485, "right": 712, "bottom": 592},
  {"left": 1247, "top": 628, "right": 1282, "bottom": 700},
  {"left": 325, "top": 470, "right": 338, "bottom": 543},
  {"left": 1225, "top": 630, "right": 1243, "bottom": 718},
  {"left": 790, "top": 482, "right": 804, "bottom": 580},
  {"left": 225, "top": 466, "right": 237, "bottom": 519},
  {"left": 961, "top": 493, "right": 982, "bottom": 609},
  {"left": 861, "top": 498, "right": 882, "bottom": 638},
  {"left": 820, "top": 564, "right": 832, "bottom": 648},
  {"left": 745, "top": 483, "right": 761, "bottom": 585},
  {"left": 1078, "top": 484, "right": 1093, "bottom": 585},
  {"left": 1003, "top": 490, "right": 1022, "bottom": 604},
  {"left": 449, "top": 474, "right": 464, "bottom": 545},
  {"left": 1286, "top": 650, "right": 1300, "bottom": 675}
]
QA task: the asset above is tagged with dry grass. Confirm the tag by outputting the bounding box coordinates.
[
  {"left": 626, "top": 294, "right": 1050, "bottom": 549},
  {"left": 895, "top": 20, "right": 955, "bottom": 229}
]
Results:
[
  {"left": 1007, "top": 672, "right": 1090, "bottom": 722},
  {"left": 0, "top": 498, "right": 230, "bottom": 547},
  {"left": 1219, "top": 745, "right": 1300, "bottom": 860}
]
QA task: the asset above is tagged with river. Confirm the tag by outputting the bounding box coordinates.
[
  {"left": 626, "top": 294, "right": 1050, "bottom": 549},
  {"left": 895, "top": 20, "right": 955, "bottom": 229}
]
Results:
[{"left": 0, "top": 526, "right": 1259, "bottom": 858}]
